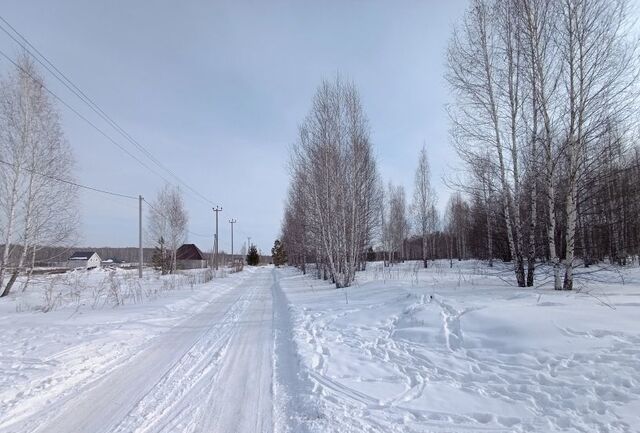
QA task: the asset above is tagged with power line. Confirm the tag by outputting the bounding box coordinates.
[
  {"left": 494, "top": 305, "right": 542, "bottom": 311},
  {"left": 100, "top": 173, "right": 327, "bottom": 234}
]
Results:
[
  {"left": 0, "top": 48, "right": 176, "bottom": 188},
  {"left": 0, "top": 16, "right": 216, "bottom": 207},
  {"left": 0, "top": 158, "right": 213, "bottom": 240},
  {"left": 0, "top": 158, "right": 138, "bottom": 200},
  {"left": 142, "top": 198, "right": 213, "bottom": 239},
  {"left": 0, "top": 16, "right": 214, "bottom": 206}
]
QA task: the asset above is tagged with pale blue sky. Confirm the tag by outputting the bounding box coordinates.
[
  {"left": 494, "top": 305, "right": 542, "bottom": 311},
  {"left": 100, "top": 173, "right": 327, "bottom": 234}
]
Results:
[{"left": 0, "top": 1, "right": 469, "bottom": 253}]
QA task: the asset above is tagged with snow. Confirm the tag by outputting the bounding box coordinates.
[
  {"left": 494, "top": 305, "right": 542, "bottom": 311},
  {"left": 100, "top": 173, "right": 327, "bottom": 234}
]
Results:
[
  {"left": 0, "top": 267, "right": 269, "bottom": 433},
  {"left": 277, "top": 260, "right": 640, "bottom": 432},
  {"left": 1, "top": 260, "right": 639, "bottom": 432}
]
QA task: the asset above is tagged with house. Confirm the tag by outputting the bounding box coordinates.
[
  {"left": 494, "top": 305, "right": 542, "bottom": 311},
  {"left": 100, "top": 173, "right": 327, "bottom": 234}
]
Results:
[
  {"left": 68, "top": 251, "right": 101, "bottom": 269},
  {"left": 175, "top": 244, "right": 208, "bottom": 269}
]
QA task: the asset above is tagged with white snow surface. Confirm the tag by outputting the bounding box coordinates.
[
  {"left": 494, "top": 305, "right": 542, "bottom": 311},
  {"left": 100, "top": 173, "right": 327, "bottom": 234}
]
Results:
[
  {"left": 278, "top": 261, "right": 640, "bottom": 433},
  {"left": 1, "top": 261, "right": 639, "bottom": 432},
  {"left": 0, "top": 267, "right": 285, "bottom": 433}
]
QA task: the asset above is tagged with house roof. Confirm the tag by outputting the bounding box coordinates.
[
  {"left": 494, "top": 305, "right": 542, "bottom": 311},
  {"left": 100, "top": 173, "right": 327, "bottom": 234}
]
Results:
[
  {"left": 69, "top": 251, "right": 100, "bottom": 260},
  {"left": 175, "top": 244, "right": 206, "bottom": 261}
]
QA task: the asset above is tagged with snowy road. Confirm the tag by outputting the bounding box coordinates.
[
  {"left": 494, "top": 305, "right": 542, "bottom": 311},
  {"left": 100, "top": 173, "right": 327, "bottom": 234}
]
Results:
[{"left": 2, "top": 267, "right": 284, "bottom": 433}]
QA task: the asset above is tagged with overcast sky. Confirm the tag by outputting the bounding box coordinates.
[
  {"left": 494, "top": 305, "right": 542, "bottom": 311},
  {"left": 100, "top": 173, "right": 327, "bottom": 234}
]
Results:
[{"left": 0, "top": 1, "right": 469, "bottom": 253}]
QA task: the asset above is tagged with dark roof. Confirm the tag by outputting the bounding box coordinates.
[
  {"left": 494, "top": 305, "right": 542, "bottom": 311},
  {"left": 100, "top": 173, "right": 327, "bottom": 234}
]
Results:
[
  {"left": 175, "top": 244, "right": 206, "bottom": 261},
  {"left": 69, "top": 251, "right": 99, "bottom": 260}
]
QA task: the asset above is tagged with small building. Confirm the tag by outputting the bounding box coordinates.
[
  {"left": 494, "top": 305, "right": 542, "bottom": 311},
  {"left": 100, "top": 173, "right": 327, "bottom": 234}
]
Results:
[
  {"left": 175, "top": 244, "right": 207, "bottom": 269},
  {"left": 68, "top": 251, "right": 101, "bottom": 269}
]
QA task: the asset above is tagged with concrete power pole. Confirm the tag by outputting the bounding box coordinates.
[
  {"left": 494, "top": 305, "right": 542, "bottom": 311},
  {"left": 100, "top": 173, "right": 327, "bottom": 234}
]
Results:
[
  {"left": 138, "top": 195, "right": 143, "bottom": 278},
  {"left": 212, "top": 234, "right": 217, "bottom": 268},
  {"left": 212, "top": 206, "right": 222, "bottom": 270},
  {"left": 229, "top": 219, "right": 237, "bottom": 261}
]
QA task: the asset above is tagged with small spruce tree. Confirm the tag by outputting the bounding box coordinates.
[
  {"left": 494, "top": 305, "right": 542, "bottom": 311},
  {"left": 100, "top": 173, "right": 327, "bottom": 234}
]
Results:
[
  {"left": 271, "top": 239, "right": 287, "bottom": 266},
  {"left": 366, "top": 246, "right": 376, "bottom": 262},
  {"left": 246, "top": 245, "right": 260, "bottom": 266}
]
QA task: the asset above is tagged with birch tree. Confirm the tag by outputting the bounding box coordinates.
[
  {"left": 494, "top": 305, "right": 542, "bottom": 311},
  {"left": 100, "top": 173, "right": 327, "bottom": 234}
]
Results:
[
  {"left": 148, "top": 184, "right": 188, "bottom": 274},
  {"left": 387, "top": 182, "right": 409, "bottom": 263},
  {"left": 285, "top": 76, "right": 379, "bottom": 288},
  {"left": 0, "top": 55, "right": 77, "bottom": 297},
  {"left": 557, "top": 0, "right": 638, "bottom": 289},
  {"left": 412, "top": 144, "right": 437, "bottom": 267},
  {"left": 447, "top": 0, "right": 638, "bottom": 289},
  {"left": 447, "top": 0, "right": 528, "bottom": 286}
]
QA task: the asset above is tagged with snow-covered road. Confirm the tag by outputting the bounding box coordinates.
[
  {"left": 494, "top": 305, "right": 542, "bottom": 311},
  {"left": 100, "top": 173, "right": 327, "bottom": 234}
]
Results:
[{"left": 1, "top": 267, "right": 285, "bottom": 433}]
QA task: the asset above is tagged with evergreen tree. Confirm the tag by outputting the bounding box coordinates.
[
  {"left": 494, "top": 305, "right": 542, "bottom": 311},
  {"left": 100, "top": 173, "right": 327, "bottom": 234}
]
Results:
[
  {"left": 246, "top": 245, "right": 260, "bottom": 266},
  {"left": 271, "top": 239, "right": 287, "bottom": 266},
  {"left": 366, "top": 246, "right": 376, "bottom": 262},
  {"left": 151, "top": 237, "right": 170, "bottom": 275}
]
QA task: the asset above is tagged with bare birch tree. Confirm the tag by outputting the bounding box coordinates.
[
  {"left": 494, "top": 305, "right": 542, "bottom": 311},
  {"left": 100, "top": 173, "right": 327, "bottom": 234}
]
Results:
[
  {"left": 412, "top": 144, "right": 437, "bottom": 267},
  {"left": 387, "top": 182, "right": 408, "bottom": 263},
  {"left": 557, "top": 0, "right": 638, "bottom": 289},
  {"left": 447, "top": 0, "right": 528, "bottom": 286},
  {"left": 284, "top": 76, "right": 379, "bottom": 288},
  {"left": 148, "top": 184, "right": 188, "bottom": 274},
  {"left": 0, "top": 55, "right": 77, "bottom": 297},
  {"left": 447, "top": 0, "right": 638, "bottom": 288}
]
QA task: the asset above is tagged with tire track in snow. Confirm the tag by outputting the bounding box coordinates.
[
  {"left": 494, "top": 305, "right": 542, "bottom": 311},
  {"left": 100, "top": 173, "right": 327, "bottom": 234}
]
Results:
[
  {"left": 3, "top": 270, "right": 272, "bottom": 433},
  {"left": 110, "top": 291, "right": 254, "bottom": 433},
  {"left": 0, "top": 279, "right": 247, "bottom": 433}
]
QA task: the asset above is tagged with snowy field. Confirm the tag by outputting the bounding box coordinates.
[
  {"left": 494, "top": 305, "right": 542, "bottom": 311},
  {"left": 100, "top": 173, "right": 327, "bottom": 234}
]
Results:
[
  {"left": 278, "top": 260, "right": 640, "bottom": 433},
  {"left": 1, "top": 261, "right": 639, "bottom": 433}
]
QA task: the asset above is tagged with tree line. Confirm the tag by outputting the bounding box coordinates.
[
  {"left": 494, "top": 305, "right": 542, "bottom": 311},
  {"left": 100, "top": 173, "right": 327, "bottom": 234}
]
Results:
[
  {"left": 281, "top": 0, "right": 639, "bottom": 290},
  {"left": 446, "top": 0, "right": 639, "bottom": 289}
]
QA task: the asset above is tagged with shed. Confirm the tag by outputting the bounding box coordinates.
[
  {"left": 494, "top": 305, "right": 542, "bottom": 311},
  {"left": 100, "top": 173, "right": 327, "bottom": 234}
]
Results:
[{"left": 175, "top": 244, "right": 207, "bottom": 269}]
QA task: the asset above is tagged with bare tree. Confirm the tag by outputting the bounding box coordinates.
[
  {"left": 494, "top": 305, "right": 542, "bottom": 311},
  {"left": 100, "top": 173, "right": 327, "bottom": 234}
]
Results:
[
  {"left": 0, "top": 55, "right": 78, "bottom": 297},
  {"left": 556, "top": 0, "right": 638, "bottom": 289},
  {"left": 386, "top": 182, "right": 408, "bottom": 264},
  {"left": 412, "top": 144, "right": 437, "bottom": 267},
  {"left": 447, "top": 0, "right": 529, "bottom": 286},
  {"left": 148, "top": 184, "right": 188, "bottom": 274},
  {"left": 447, "top": 0, "right": 639, "bottom": 289},
  {"left": 284, "top": 76, "right": 379, "bottom": 288}
]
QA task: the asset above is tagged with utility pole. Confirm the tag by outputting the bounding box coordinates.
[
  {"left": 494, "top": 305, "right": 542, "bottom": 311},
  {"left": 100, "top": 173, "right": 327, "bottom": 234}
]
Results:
[
  {"left": 247, "top": 237, "right": 251, "bottom": 254},
  {"left": 211, "top": 233, "right": 218, "bottom": 269},
  {"left": 138, "top": 195, "right": 143, "bottom": 278},
  {"left": 212, "top": 206, "right": 222, "bottom": 270},
  {"left": 229, "top": 219, "right": 237, "bottom": 262}
]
